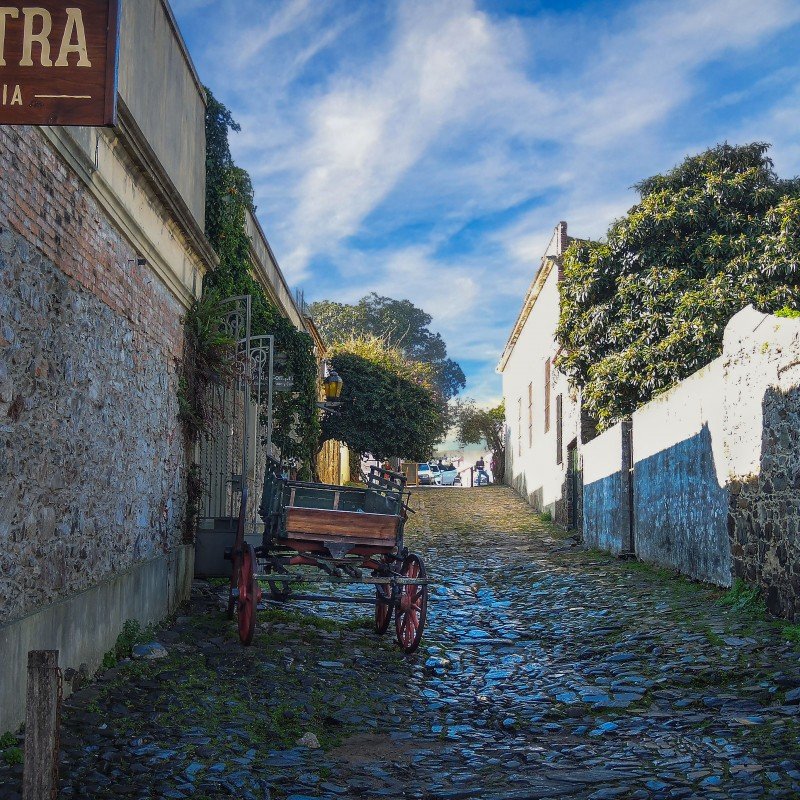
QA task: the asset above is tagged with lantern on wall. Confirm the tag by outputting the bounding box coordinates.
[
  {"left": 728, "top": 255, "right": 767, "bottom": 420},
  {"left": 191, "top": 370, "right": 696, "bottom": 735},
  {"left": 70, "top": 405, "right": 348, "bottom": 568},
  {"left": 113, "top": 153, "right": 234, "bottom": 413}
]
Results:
[{"left": 324, "top": 369, "right": 344, "bottom": 403}]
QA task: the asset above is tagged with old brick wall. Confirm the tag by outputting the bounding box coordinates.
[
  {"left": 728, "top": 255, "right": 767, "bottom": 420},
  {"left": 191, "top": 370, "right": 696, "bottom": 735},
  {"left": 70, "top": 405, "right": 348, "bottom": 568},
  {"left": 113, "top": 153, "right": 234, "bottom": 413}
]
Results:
[{"left": 0, "top": 127, "right": 188, "bottom": 625}]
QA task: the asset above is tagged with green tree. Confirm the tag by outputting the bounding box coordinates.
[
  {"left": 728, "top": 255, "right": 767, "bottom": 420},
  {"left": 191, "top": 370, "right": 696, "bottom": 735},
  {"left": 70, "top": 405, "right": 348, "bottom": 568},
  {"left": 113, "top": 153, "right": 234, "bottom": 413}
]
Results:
[
  {"left": 453, "top": 400, "right": 506, "bottom": 483},
  {"left": 322, "top": 336, "right": 447, "bottom": 463},
  {"left": 310, "top": 293, "right": 466, "bottom": 400},
  {"left": 557, "top": 142, "right": 800, "bottom": 430}
]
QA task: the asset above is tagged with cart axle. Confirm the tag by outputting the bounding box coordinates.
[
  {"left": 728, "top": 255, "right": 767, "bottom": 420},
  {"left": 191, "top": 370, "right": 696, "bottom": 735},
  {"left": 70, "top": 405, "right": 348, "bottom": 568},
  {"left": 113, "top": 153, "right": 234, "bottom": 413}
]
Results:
[
  {"left": 254, "top": 573, "right": 430, "bottom": 586},
  {"left": 267, "top": 593, "right": 380, "bottom": 605}
]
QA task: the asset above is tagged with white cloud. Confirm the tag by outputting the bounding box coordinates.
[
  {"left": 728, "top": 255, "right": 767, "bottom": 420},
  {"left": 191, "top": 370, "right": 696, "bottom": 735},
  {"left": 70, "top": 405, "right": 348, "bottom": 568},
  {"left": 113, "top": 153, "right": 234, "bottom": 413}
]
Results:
[{"left": 175, "top": 0, "right": 800, "bottom": 399}]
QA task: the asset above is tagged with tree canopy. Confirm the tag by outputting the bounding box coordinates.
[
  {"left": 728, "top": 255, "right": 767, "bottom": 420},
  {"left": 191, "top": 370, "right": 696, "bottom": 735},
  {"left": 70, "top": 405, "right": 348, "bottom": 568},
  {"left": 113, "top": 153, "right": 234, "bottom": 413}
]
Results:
[
  {"left": 556, "top": 142, "right": 800, "bottom": 430},
  {"left": 310, "top": 293, "right": 466, "bottom": 400},
  {"left": 452, "top": 400, "right": 506, "bottom": 483},
  {"left": 322, "top": 336, "right": 447, "bottom": 462}
]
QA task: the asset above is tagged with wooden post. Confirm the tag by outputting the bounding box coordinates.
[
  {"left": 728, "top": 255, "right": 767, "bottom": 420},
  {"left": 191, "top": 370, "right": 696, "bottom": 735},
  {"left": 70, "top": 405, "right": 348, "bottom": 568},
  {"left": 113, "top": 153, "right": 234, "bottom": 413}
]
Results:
[{"left": 23, "top": 650, "right": 60, "bottom": 800}]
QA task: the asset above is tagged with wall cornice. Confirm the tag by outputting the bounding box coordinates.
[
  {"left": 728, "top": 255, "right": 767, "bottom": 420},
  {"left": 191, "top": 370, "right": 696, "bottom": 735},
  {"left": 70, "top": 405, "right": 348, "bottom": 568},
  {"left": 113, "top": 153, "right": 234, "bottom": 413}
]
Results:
[
  {"left": 40, "top": 121, "right": 218, "bottom": 310},
  {"left": 114, "top": 100, "right": 217, "bottom": 271}
]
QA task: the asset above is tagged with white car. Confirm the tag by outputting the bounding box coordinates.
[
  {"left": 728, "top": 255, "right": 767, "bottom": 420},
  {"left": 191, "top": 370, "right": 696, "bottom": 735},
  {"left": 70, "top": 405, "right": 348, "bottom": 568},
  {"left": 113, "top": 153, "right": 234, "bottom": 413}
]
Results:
[
  {"left": 428, "top": 463, "right": 442, "bottom": 485},
  {"left": 417, "top": 463, "right": 435, "bottom": 485},
  {"left": 438, "top": 464, "right": 462, "bottom": 486}
]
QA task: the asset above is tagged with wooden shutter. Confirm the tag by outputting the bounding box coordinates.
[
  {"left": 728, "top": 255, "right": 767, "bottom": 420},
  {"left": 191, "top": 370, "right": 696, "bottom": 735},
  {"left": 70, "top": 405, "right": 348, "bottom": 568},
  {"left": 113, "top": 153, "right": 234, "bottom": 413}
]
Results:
[
  {"left": 544, "top": 359, "right": 551, "bottom": 433},
  {"left": 556, "top": 394, "right": 563, "bottom": 465},
  {"left": 528, "top": 382, "right": 533, "bottom": 448}
]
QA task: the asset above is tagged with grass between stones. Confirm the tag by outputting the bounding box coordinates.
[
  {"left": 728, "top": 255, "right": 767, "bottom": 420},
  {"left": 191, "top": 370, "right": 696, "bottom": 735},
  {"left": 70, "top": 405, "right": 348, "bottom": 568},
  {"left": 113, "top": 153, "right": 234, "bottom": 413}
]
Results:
[
  {"left": 0, "top": 731, "right": 22, "bottom": 766},
  {"left": 101, "top": 618, "right": 158, "bottom": 669},
  {"left": 71, "top": 597, "right": 403, "bottom": 775}
]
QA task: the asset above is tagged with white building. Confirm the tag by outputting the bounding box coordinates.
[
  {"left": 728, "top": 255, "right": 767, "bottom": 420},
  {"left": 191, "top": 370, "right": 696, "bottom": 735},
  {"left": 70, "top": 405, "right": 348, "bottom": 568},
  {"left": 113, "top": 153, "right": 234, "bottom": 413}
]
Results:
[{"left": 497, "top": 222, "right": 583, "bottom": 528}]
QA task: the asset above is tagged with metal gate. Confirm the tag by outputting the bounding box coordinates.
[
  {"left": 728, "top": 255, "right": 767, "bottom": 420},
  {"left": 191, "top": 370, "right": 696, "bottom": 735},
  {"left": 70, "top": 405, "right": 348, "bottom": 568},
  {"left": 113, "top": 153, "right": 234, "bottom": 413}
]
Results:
[{"left": 197, "top": 295, "right": 275, "bottom": 542}]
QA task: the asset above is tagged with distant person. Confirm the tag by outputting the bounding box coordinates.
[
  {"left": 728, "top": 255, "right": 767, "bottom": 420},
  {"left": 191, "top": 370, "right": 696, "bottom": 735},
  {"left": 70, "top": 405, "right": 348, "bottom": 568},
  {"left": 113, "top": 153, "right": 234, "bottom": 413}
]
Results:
[{"left": 475, "top": 456, "right": 488, "bottom": 485}]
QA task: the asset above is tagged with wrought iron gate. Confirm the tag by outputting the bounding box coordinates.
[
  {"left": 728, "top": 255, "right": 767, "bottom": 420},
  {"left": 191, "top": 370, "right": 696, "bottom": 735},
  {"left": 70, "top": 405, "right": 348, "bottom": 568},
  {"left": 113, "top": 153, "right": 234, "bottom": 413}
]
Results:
[{"left": 197, "top": 295, "right": 275, "bottom": 538}]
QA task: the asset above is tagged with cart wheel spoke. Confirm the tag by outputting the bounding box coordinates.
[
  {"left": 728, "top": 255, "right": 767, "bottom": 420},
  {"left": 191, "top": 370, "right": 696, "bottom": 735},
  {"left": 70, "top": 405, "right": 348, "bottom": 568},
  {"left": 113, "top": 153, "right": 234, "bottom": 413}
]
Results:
[{"left": 395, "top": 554, "right": 427, "bottom": 654}]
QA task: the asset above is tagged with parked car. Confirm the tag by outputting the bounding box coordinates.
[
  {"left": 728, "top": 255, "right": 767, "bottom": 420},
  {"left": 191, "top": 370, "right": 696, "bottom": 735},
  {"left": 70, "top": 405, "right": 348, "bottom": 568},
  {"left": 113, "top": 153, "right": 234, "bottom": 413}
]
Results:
[
  {"left": 438, "top": 463, "right": 462, "bottom": 486},
  {"left": 428, "top": 463, "right": 442, "bottom": 485},
  {"left": 417, "top": 463, "right": 435, "bottom": 485}
]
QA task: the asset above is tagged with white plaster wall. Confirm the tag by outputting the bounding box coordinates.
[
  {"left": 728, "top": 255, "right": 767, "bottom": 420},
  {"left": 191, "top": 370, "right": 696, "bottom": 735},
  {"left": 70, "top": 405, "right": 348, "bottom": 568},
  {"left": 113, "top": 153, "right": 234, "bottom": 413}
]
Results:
[
  {"left": 583, "top": 422, "right": 623, "bottom": 485},
  {"left": 502, "top": 266, "right": 579, "bottom": 516},
  {"left": 41, "top": 126, "right": 204, "bottom": 307},
  {"left": 246, "top": 210, "right": 305, "bottom": 330},
  {"left": 632, "top": 357, "right": 726, "bottom": 485},
  {"left": 723, "top": 306, "right": 800, "bottom": 481}
]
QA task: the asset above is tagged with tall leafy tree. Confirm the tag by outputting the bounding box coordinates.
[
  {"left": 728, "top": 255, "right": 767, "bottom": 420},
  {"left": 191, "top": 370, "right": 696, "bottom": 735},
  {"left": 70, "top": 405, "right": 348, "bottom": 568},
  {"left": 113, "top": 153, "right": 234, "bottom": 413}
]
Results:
[
  {"left": 557, "top": 142, "right": 800, "bottom": 430},
  {"left": 322, "top": 336, "right": 447, "bottom": 463},
  {"left": 452, "top": 400, "right": 506, "bottom": 483},
  {"left": 310, "top": 293, "right": 466, "bottom": 400}
]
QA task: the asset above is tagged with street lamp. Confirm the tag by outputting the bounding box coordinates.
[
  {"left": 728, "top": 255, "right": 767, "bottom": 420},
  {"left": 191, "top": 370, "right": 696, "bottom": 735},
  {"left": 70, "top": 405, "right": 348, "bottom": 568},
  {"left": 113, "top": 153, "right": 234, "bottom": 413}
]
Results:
[
  {"left": 318, "top": 367, "right": 344, "bottom": 412},
  {"left": 324, "top": 369, "right": 344, "bottom": 403}
]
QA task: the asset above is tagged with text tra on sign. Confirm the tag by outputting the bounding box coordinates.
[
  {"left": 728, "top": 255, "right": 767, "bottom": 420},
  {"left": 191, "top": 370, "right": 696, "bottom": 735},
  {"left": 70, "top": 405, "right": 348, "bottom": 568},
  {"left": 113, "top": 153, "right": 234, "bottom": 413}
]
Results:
[{"left": 0, "top": 2, "right": 119, "bottom": 126}]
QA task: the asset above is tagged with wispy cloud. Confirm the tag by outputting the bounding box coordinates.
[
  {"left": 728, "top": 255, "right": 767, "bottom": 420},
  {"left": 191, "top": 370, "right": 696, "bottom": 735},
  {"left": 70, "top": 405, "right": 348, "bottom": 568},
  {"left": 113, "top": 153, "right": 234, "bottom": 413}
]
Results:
[{"left": 174, "top": 0, "right": 800, "bottom": 404}]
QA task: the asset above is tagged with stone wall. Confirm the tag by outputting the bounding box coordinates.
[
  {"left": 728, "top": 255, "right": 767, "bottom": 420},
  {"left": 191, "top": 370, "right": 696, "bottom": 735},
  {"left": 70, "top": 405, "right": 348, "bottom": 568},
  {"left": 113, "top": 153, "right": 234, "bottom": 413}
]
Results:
[
  {"left": 724, "top": 310, "right": 800, "bottom": 619},
  {"left": 582, "top": 421, "right": 630, "bottom": 555},
  {"left": 0, "top": 127, "right": 188, "bottom": 625},
  {"left": 581, "top": 307, "right": 800, "bottom": 618},
  {"left": 630, "top": 358, "right": 731, "bottom": 586}
]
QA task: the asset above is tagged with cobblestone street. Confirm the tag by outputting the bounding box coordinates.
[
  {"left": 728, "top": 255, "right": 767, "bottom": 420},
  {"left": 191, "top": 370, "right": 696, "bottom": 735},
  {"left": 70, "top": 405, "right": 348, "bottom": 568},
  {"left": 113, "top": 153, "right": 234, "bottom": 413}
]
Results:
[{"left": 3, "top": 486, "right": 800, "bottom": 799}]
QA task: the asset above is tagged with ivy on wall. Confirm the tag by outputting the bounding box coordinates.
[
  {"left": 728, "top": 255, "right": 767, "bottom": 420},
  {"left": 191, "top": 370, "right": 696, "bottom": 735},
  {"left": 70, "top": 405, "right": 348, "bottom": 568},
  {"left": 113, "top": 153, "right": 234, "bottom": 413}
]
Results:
[{"left": 202, "top": 89, "right": 320, "bottom": 479}]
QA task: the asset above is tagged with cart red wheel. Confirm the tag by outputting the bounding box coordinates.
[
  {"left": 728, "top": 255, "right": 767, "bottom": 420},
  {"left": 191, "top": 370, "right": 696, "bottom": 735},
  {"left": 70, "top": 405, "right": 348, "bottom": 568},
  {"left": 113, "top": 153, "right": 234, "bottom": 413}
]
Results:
[
  {"left": 395, "top": 554, "right": 427, "bottom": 654},
  {"left": 375, "top": 581, "right": 393, "bottom": 635},
  {"left": 237, "top": 544, "right": 260, "bottom": 646}
]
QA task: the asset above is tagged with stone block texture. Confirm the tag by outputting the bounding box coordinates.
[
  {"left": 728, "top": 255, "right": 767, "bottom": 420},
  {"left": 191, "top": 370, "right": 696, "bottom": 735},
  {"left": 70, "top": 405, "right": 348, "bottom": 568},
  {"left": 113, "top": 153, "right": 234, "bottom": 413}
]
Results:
[
  {"left": 581, "top": 307, "right": 800, "bottom": 619},
  {"left": 725, "top": 310, "right": 800, "bottom": 620},
  {"left": 0, "top": 126, "right": 187, "bottom": 625}
]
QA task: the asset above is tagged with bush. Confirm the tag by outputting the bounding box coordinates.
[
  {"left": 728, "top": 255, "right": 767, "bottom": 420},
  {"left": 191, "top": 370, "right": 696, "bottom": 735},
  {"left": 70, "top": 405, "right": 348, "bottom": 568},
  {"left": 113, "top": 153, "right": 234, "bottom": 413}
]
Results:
[
  {"left": 718, "top": 578, "right": 764, "bottom": 612},
  {"left": 0, "top": 732, "right": 16, "bottom": 749},
  {"left": 2, "top": 747, "right": 22, "bottom": 766},
  {"left": 101, "top": 619, "right": 154, "bottom": 668}
]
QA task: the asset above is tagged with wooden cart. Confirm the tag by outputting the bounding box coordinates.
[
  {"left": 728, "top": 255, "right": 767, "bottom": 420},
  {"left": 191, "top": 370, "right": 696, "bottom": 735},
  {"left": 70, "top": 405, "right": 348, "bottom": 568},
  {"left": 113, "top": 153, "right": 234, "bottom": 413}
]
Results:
[{"left": 225, "top": 459, "right": 429, "bottom": 654}]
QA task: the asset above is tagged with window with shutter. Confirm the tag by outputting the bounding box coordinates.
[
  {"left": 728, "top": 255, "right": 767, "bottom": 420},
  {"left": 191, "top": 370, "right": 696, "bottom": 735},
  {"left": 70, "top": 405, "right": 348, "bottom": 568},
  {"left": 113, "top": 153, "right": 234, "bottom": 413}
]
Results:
[
  {"left": 544, "top": 358, "right": 551, "bottom": 433},
  {"left": 527, "top": 382, "right": 533, "bottom": 448},
  {"left": 556, "top": 394, "right": 563, "bottom": 465}
]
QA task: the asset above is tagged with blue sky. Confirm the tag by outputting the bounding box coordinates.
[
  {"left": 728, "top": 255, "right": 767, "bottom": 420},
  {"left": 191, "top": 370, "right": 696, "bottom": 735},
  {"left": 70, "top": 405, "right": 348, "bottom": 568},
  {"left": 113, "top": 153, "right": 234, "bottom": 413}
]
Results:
[{"left": 172, "top": 0, "right": 800, "bottom": 404}]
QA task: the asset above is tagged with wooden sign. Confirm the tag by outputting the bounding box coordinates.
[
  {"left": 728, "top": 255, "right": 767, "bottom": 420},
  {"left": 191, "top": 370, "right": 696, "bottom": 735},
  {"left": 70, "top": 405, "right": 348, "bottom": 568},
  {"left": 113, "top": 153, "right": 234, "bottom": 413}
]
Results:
[{"left": 0, "top": 1, "right": 120, "bottom": 127}]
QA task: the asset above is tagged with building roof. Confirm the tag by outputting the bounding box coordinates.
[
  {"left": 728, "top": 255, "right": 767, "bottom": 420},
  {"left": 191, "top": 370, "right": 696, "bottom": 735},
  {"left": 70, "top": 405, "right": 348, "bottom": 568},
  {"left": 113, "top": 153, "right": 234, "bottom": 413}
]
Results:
[{"left": 497, "top": 221, "right": 571, "bottom": 373}]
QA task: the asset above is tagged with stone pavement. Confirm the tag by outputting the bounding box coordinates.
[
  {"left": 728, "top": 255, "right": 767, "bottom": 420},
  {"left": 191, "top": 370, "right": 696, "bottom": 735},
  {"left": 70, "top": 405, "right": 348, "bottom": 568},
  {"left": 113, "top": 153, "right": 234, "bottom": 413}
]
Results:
[{"left": 2, "top": 486, "right": 800, "bottom": 799}]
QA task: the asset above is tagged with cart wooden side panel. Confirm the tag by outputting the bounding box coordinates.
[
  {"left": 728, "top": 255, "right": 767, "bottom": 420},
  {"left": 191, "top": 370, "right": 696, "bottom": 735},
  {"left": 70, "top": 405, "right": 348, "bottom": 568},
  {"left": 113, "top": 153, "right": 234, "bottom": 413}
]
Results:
[{"left": 284, "top": 507, "right": 400, "bottom": 544}]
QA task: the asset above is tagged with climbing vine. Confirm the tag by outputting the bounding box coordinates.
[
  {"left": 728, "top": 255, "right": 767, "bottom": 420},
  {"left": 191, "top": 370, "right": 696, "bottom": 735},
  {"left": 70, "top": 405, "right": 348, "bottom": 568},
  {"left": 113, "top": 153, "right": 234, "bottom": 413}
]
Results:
[{"left": 202, "top": 89, "right": 320, "bottom": 478}]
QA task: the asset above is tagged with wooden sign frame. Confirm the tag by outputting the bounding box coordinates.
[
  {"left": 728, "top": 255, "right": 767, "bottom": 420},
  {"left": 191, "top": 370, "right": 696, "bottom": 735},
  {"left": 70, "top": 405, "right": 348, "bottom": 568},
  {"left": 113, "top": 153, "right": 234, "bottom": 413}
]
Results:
[{"left": 0, "top": 0, "right": 120, "bottom": 127}]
